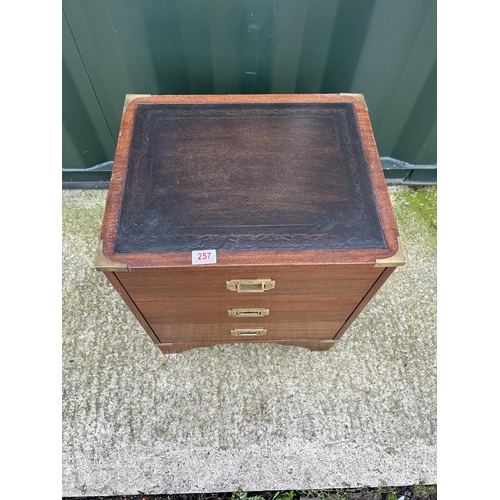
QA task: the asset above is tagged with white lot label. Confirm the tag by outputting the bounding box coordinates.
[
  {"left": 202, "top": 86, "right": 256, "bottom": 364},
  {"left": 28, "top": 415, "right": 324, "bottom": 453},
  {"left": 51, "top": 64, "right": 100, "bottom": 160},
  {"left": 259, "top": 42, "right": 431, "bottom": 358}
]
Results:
[{"left": 192, "top": 249, "right": 217, "bottom": 265}]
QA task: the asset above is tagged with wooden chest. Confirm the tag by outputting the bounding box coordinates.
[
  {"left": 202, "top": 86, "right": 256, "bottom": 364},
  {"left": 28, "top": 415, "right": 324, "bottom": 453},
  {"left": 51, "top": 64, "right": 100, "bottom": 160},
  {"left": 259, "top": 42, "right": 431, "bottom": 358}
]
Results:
[{"left": 96, "top": 94, "right": 405, "bottom": 354}]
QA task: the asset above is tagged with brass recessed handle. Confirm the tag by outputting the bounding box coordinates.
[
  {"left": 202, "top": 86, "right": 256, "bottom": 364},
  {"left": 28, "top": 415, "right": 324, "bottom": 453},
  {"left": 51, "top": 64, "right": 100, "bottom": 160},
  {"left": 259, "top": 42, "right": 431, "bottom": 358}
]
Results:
[
  {"left": 231, "top": 328, "right": 267, "bottom": 337},
  {"left": 228, "top": 308, "right": 269, "bottom": 318},
  {"left": 226, "top": 279, "right": 275, "bottom": 292}
]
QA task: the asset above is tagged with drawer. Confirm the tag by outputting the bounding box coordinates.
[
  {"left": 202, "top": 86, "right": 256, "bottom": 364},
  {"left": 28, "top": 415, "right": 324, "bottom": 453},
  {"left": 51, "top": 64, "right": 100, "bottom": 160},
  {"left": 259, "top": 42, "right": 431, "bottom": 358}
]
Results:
[
  {"left": 117, "top": 265, "right": 383, "bottom": 301},
  {"left": 151, "top": 321, "right": 345, "bottom": 343},
  {"left": 137, "top": 296, "right": 359, "bottom": 325}
]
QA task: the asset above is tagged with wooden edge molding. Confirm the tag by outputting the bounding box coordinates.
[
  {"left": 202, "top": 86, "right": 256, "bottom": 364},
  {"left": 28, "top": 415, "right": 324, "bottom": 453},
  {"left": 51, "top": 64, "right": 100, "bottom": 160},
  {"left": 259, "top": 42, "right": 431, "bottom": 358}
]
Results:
[
  {"left": 339, "top": 93, "right": 368, "bottom": 111},
  {"left": 95, "top": 240, "right": 129, "bottom": 272},
  {"left": 123, "top": 94, "right": 152, "bottom": 114},
  {"left": 122, "top": 93, "right": 366, "bottom": 112},
  {"left": 375, "top": 236, "right": 407, "bottom": 267}
]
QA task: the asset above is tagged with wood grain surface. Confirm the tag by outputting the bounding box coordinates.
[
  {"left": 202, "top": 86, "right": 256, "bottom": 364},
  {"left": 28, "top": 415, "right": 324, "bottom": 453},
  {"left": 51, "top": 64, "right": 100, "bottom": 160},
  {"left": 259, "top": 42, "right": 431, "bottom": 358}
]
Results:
[
  {"left": 157, "top": 339, "right": 336, "bottom": 354},
  {"left": 117, "top": 265, "right": 382, "bottom": 290},
  {"left": 97, "top": 94, "right": 402, "bottom": 354},
  {"left": 104, "top": 272, "right": 160, "bottom": 344},
  {"left": 151, "top": 321, "right": 344, "bottom": 343},
  {"left": 333, "top": 266, "right": 395, "bottom": 341},
  {"left": 136, "top": 297, "right": 358, "bottom": 325}
]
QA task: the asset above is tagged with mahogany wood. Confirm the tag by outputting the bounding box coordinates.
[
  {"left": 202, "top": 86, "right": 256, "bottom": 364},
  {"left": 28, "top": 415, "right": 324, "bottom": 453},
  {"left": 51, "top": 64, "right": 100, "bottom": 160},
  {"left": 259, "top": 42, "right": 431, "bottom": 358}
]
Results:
[
  {"left": 118, "top": 265, "right": 382, "bottom": 286},
  {"left": 333, "top": 267, "right": 396, "bottom": 341},
  {"left": 136, "top": 297, "right": 359, "bottom": 325},
  {"left": 97, "top": 94, "right": 403, "bottom": 354},
  {"left": 100, "top": 94, "right": 399, "bottom": 268},
  {"left": 151, "top": 321, "right": 344, "bottom": 343},
  {"left": 118, "top": 265, "right": 383, "bottom": 300},
  {"left": 103, "top": 272, "right": 160, "bottom": 344},
  {"left": 157, "top": 340, "right": 336, "bottom": 354}
]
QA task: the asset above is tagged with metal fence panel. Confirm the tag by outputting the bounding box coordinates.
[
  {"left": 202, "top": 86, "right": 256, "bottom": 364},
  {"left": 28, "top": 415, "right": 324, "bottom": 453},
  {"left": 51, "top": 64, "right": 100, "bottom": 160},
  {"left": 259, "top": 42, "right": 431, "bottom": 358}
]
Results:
[{"left": 62, "top": 0, "right": 436, "bottom": 184}]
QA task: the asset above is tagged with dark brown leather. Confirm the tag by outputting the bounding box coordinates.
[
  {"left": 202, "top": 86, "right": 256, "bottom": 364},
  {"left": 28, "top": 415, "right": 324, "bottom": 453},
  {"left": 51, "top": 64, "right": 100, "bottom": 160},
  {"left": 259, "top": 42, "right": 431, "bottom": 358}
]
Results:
[{"left": 114, "top": 102, "right": 386, "bottom": 253}]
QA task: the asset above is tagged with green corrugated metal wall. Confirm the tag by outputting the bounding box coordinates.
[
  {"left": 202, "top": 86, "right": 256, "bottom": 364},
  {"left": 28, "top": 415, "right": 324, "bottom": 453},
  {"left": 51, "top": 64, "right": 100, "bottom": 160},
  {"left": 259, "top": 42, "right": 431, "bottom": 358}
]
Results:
[{"left": 62, "top": 0, "right": 436, "bottom": 185}]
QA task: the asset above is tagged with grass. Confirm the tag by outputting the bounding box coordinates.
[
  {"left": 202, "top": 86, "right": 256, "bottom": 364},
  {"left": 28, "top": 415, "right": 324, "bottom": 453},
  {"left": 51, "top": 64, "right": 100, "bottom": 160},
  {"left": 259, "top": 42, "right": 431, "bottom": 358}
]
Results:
[
  {"left": 64, "top": 484, "right": 437, "bottom": 500},
  {"left": 411, "top": 485, "right": 437, "bottom": 498},
  {"left": 227, "top": 485, "right": 438, "bottom": 500}
]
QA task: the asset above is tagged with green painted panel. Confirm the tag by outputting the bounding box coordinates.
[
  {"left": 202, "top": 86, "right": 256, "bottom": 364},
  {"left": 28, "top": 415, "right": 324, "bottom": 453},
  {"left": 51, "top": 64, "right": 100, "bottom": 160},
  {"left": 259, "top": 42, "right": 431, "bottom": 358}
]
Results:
[
  {"left": 62, "top": 0, "right": 437, "bottom": 176},
  {"left": 63, "top": 1, "right": 148, "bottom": 141},
  {"left": 208, "top": 0, "right": 279, "bottom": 94},
  {"left": 392, "top": 60, "right": 437, "bottom": 163},
  {"left": 269, "top": 0, "right": 308, "bottom": 93},
  {"left": 62, "top": 10, "right": 115, "bottom": 170},
  {"left": 355, "top": 0, "right": 437, "bottom": 160},
  {"left": 295, "top": 0, "right": 340, "bottom": 93},
  {"left": 320, "top": 0, "right": 377, "bottom": 92}
]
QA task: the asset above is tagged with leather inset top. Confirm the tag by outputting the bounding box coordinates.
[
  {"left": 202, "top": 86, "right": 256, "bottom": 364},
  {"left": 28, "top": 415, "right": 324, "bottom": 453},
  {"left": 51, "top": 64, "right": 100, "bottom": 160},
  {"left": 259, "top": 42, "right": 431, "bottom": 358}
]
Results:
[{"left": 114, "top": 102, "right": 386, "bottom": 253}]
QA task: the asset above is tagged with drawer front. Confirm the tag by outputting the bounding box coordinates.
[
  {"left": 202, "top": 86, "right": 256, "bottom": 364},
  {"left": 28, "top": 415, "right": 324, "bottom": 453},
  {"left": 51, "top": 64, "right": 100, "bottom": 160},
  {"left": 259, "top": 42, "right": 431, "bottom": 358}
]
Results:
[
  {"left": 136, "top": 296, "right": 359, "bottom": 325},
  {"left": 118, "top": 265, "right": 383, "bottom": 301},
  {"left": 119, "top": 266, "right": 381, "bottom": 345},
  {"left": 151, "top": 321, "right": 345, "bottom": 343}
]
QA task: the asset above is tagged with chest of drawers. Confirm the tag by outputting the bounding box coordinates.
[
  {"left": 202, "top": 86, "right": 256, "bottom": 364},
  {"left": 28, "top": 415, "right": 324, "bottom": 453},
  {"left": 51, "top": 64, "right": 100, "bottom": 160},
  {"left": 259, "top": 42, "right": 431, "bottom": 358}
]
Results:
[{"left": 96, "top": 94, "right": 405, "bottom": 354}]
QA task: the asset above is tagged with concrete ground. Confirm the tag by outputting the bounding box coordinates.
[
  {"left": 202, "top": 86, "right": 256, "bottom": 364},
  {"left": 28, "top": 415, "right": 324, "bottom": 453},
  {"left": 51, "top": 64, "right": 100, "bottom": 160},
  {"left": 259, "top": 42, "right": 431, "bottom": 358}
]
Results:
[{"left": 62, "top": 186, "right": 437, "bottom": 497}]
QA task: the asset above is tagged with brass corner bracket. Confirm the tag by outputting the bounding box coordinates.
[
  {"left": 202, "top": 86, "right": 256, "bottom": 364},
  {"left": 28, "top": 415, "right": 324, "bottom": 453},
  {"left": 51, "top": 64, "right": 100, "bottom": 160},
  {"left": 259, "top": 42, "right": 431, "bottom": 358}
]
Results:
[
  {"left": 339, "top": 93, "right": 368, "bottom": 111},
  {"left": 123, "top": 94, "right": 152, "bottom": 114},
  {"left": 375, "top": 236, "right": 406, "bottom": 267},
  {"left": 95, "top": 240, "right": 128, "bottom": 272}
]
